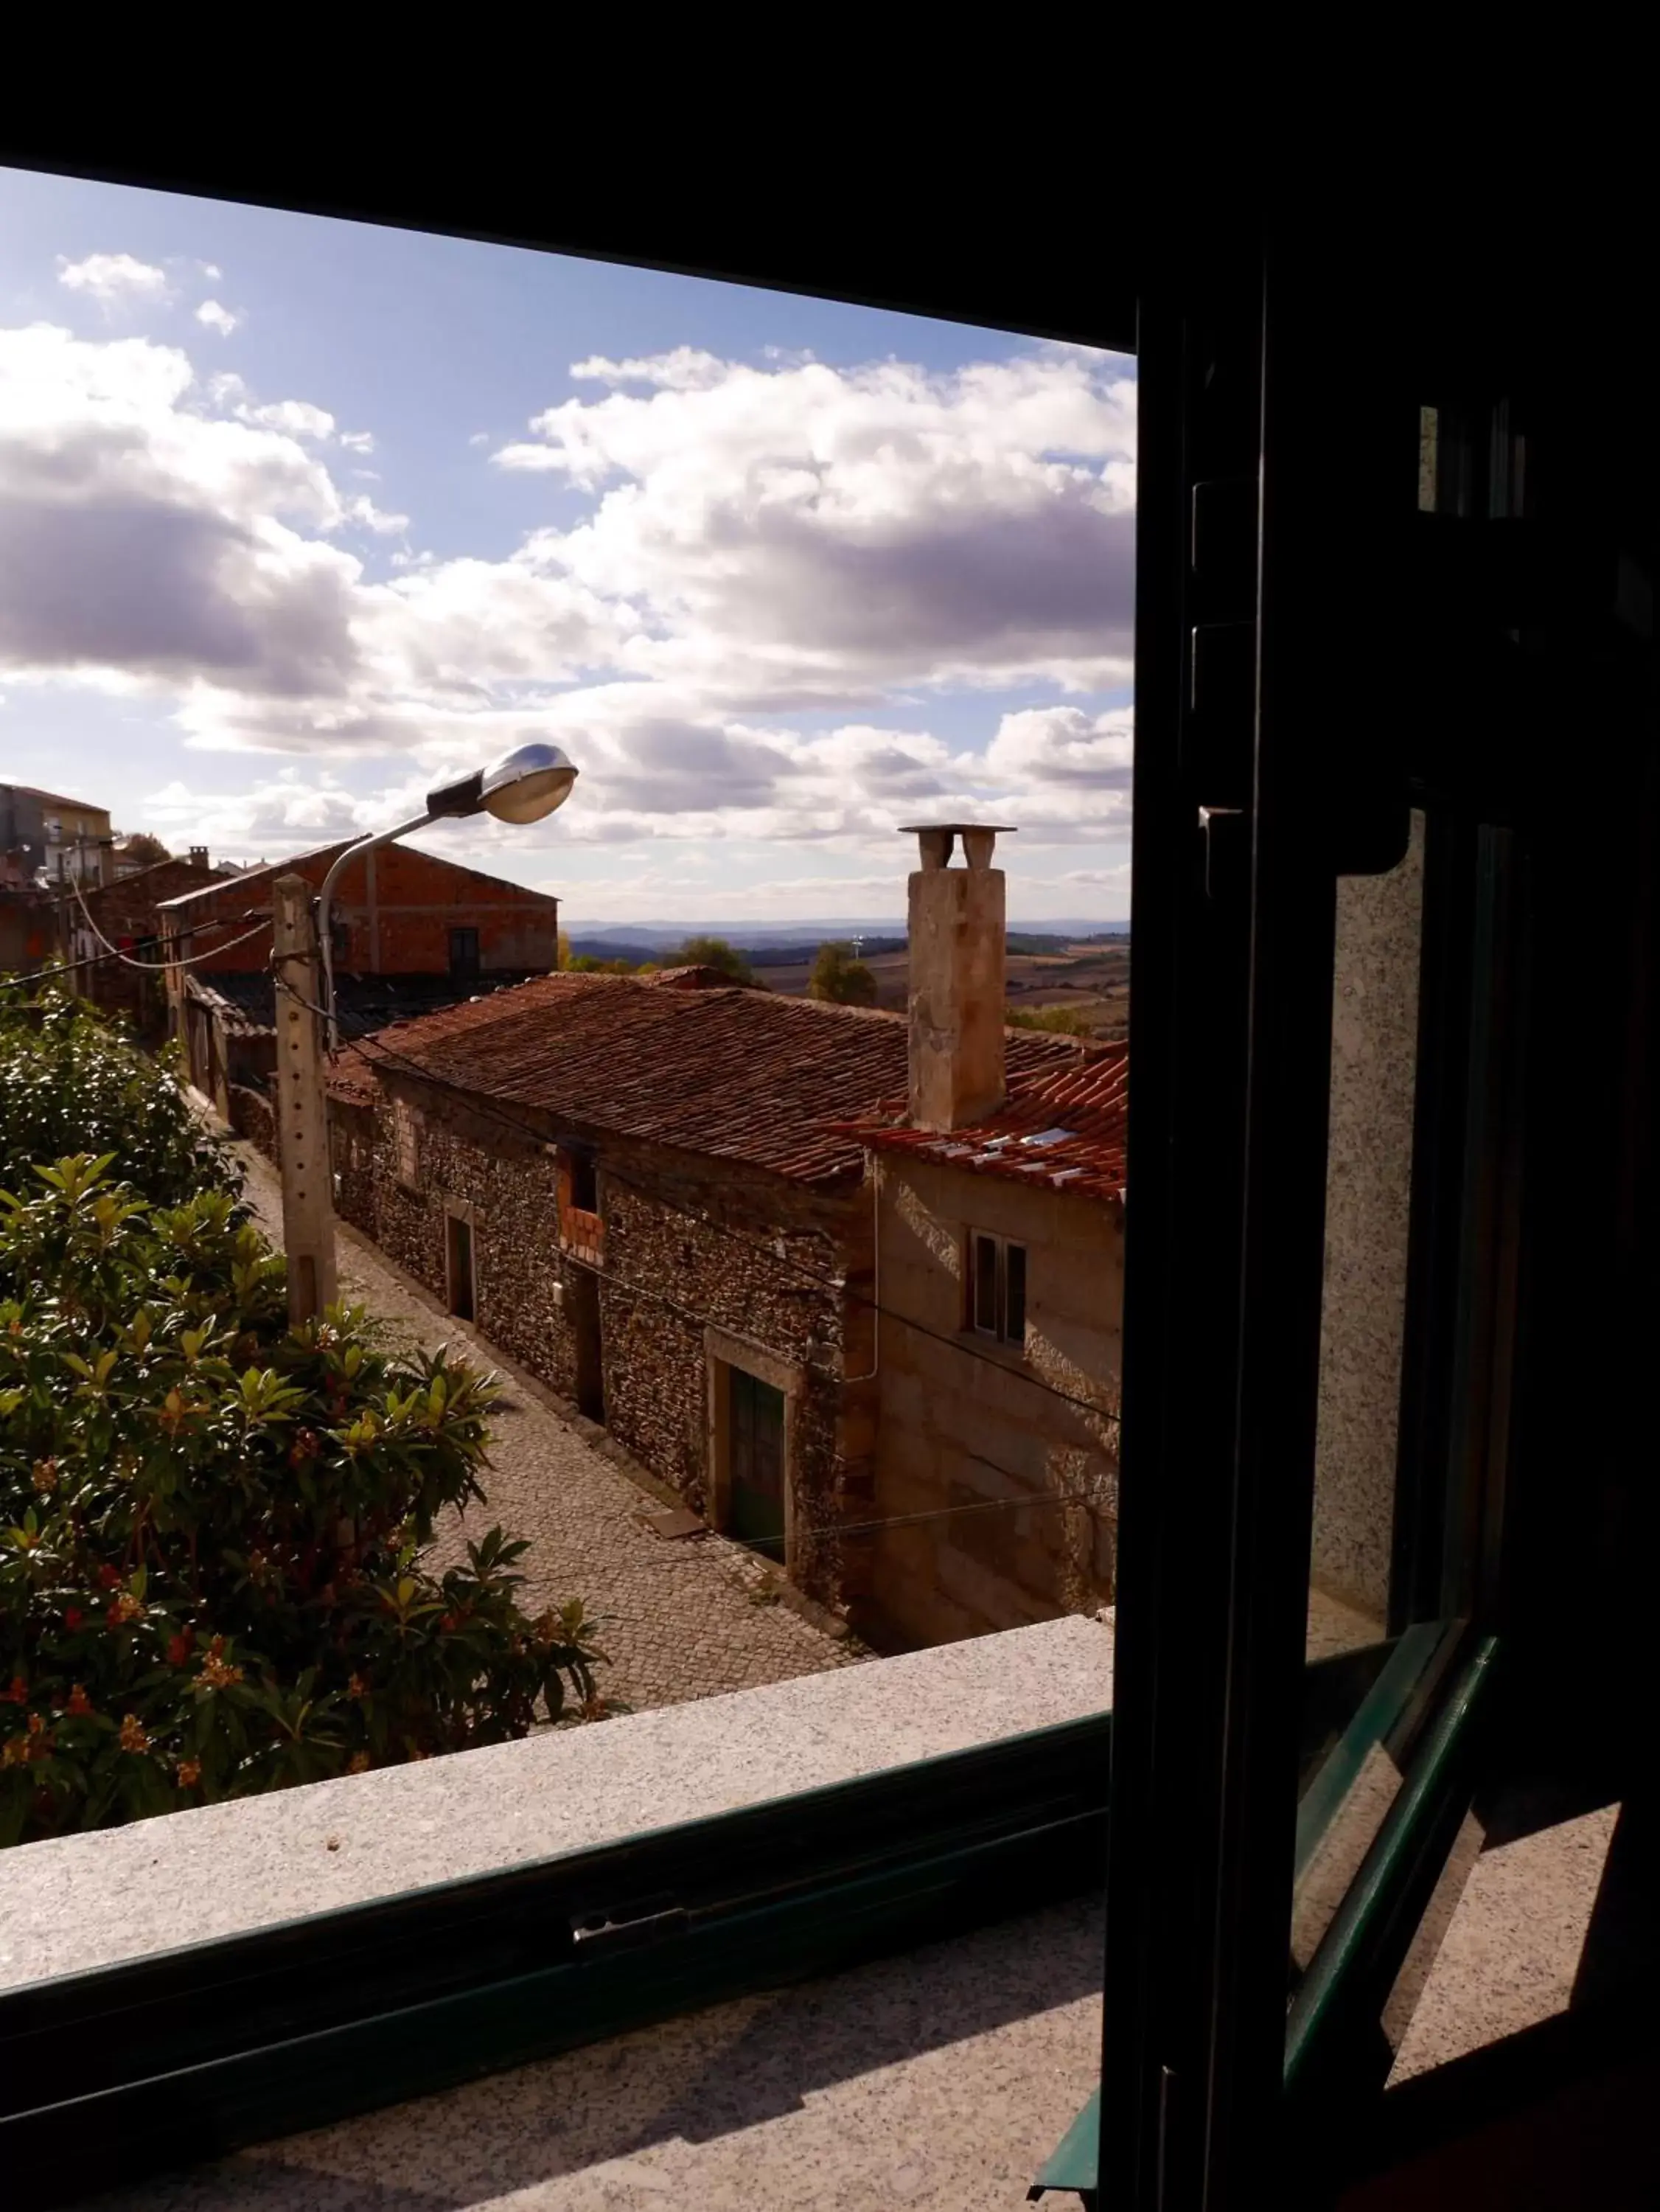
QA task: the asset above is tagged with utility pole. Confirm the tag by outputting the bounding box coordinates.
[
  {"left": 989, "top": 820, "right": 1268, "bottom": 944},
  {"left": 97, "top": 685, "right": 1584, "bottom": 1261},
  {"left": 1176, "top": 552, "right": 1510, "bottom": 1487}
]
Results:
[{"left": 271, "top": 873, "right": 338, "bottom": 1326}]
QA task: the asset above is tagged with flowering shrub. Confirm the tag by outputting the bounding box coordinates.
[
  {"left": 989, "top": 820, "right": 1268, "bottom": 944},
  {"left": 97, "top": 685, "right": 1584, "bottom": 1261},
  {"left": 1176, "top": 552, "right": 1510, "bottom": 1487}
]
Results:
[{"left": 0, "top": 1001, "right": 603, "bottom": 1848}]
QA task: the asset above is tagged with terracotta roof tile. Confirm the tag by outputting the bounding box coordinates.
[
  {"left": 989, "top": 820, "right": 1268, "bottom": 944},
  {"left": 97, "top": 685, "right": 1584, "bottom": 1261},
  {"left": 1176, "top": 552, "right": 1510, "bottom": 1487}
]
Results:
[
  {"left": 332, "top": 971, "right": 1100, "bottom": 1187},
  {"left": 855, "top": 1045, "right": 1129, "bottom": 1203}
]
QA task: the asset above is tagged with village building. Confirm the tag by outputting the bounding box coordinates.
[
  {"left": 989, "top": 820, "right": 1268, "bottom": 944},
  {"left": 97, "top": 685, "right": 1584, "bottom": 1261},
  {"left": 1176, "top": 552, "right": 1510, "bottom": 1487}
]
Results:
[
  {"left": 60, "top": 853, "right": 227, "bottom": 1034},
  {"left": 316, "top": 824, "right": 1126, "bottom": 1652},
  {"left": 156, "top": 839, "right": 562, "bottom": 1131},
  {"left": 0, "top": 782, "right": 114, "bottom": 888}
]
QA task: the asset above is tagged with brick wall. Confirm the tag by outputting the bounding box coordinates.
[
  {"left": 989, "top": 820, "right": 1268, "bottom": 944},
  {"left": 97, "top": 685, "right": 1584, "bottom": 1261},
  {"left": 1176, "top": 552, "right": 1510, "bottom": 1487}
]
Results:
[{"left": 160, "top": 844, "right": 559, "bottom": 980}]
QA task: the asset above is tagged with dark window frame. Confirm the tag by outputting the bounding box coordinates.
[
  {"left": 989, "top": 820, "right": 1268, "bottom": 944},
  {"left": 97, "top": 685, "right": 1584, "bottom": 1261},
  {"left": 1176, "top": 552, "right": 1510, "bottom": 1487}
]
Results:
[{"left": 966, "top": 1228, "right": 1028, "bottom": 1347}]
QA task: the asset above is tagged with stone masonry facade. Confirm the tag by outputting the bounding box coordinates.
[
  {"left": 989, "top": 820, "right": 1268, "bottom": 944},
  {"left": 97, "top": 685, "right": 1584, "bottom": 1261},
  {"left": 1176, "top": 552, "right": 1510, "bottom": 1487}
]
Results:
[{"left": 329, "top": 1071, "right": 879, "bottom": 1621}]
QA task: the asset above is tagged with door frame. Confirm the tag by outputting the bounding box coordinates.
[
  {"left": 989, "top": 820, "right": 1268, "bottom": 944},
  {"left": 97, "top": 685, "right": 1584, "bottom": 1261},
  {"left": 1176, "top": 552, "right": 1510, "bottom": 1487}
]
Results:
[
  {"left": 704, "top": 1326, "right": 802, "bottom": 1574},
  {"left": 443, "top": 1198, "right": 478, "bottom": 1322}
]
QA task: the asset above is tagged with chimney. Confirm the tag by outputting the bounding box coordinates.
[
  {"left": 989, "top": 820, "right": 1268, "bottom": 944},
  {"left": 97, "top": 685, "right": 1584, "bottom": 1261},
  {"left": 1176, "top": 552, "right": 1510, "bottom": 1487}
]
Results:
[
  {"left": 902, "top": 823, "right": 1014, "bottom": 1132},
  {"left": 188, "top": 846, "right": 209, "bottom": 870}
]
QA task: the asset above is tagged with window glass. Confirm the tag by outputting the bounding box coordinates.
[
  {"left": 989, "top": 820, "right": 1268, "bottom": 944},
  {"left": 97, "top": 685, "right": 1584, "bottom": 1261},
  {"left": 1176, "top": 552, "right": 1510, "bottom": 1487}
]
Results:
[
  {"left": 567, "top": 1148, "right": 598, "bottom": 1214},
  {"left": 972, "top": 1229, "right": 1001, "bottom": 1336},
  {"left": 1005, "top": 1242, "right": 1028, "bottom": 1346},
  {"left": 1292, "top": 808, "right": 1521, "bottom": 1997}
]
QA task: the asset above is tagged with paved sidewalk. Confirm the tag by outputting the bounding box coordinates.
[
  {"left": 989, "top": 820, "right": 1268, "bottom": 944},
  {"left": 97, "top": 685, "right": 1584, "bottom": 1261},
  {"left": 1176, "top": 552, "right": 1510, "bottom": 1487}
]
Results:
[{"left": 229, "top": 1141, "right": 859, "bottom": 1715}]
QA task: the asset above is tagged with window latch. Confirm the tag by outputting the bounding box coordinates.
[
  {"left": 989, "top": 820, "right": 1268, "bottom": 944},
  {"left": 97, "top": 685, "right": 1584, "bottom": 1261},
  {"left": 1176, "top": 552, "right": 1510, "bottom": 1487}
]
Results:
[{"left": 570, "top": 1895, "right": 689, "bottom": 1952}]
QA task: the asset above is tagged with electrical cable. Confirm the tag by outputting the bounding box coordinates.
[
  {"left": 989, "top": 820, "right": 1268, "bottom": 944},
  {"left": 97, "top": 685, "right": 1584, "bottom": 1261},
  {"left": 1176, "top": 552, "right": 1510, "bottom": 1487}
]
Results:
[{"left": 3, "top": 908, "right": 273, "bottom": 989}]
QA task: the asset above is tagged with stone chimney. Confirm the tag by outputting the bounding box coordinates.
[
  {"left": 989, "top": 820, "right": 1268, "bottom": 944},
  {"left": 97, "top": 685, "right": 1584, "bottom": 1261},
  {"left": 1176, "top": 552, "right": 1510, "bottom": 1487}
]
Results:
[
  {"left": 902, "top": 823, "right": 1014, "bottom": 1132},
  {"left": 188, "top": 846, "right": 209, "bottom": 870}
]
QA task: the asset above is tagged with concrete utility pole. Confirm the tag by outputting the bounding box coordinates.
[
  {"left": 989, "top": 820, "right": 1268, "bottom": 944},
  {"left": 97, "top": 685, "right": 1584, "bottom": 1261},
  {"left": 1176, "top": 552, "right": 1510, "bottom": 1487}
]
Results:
[{"left": 271, "top": 873, "right": 338, "bottom": 1326}]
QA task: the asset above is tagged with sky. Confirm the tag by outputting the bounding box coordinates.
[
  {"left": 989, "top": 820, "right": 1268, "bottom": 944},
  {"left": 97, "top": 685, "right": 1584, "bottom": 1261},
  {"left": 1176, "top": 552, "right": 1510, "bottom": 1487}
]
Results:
[{"left": 0, "top": 167, "right": 1136, "bottom": 928}]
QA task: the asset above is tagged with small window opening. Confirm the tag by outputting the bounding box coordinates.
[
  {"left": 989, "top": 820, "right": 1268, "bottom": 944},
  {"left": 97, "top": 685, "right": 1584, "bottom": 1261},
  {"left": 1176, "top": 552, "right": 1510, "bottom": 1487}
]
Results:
[
  {"left": 969, "top": 1230, "right": 1028, "bottom": 1347},
  {"left": 567, "top": 1148, "right": 598, "bottom": 1213}
]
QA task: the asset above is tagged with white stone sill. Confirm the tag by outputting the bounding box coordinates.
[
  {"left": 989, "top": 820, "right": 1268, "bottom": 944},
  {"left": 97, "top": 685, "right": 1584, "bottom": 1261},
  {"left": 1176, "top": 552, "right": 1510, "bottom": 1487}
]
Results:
[{"left": 0, "top": 1613, "right": 1114, "bottom": 1994}]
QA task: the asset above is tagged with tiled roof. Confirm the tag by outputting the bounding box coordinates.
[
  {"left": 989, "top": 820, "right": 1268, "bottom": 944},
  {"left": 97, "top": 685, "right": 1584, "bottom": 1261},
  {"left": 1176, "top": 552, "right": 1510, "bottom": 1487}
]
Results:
[
  {"left": 75, "top": 859, "right": 221, "bottom": 933},
  {"left": 332, "top": 971, "right": 1098, "bottom": 1188},
  {"left": 1, "top": 784, "right": 108, "bottom": 814},
  {"left": 854, "top": 1045, "right": 1129, "bottom": 1204},
  {"left": 186, "top": 969, "right": 541, "bottom": 1040}
]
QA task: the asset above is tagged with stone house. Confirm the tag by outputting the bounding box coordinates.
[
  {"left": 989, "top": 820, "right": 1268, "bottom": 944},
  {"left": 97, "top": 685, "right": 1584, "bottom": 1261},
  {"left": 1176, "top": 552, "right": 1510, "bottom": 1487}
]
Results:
[
  {"left": 157, "top": 839, "right": 562, "bottom": 1122},
  {"left": 839, "top": 826, "right": 1126, "bottom": 1646},
  {"left": 320, "top": 824, "right": 1127, "bottom": 1652}
]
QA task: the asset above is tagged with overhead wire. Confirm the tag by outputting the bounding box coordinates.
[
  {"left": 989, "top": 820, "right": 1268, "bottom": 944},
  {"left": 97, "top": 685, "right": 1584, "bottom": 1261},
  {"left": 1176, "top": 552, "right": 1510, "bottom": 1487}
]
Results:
[{"left": 3, "top": 905, "right": 273, "bottom": 989}]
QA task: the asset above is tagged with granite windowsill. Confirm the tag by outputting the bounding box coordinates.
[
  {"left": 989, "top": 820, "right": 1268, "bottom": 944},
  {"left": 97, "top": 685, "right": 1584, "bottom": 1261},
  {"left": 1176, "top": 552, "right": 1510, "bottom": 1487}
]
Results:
[{"left": 0, "top": 1612, "right": 1115, "bottom": 1997}]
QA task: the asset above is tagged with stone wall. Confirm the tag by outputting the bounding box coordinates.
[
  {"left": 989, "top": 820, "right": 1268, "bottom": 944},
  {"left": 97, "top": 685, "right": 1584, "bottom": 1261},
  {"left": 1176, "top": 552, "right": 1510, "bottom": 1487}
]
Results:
[
  {"left": 1311, "top": 810, "right": 1426, "bottom": 1625},
  {"left": 869, "top": 1154, "right": 1122, "bottom": 1649},
  {"left": 597, "top": 1160, "right": 871, "bottom": 1606},
  {"left": 337, "top": 1072, "right": 872, "bottom": 1611},
  {"left": 347, "top": 1078, "right": 573, "bottom": 1389},
  {"left": 229, "top": 1082, "right": 278, "bottom": 1166}
]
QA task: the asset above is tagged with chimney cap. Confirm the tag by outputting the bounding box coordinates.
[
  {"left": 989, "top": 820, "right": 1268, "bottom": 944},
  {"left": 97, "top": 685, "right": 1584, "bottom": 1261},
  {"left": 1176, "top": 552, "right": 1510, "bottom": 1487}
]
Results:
[{"left": 901, "top": 821, "right": 1016, "bottom": 872}]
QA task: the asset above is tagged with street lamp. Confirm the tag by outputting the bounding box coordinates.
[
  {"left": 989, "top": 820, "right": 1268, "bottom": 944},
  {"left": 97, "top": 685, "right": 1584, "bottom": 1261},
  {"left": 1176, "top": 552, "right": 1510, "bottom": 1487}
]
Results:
[{"left": 317, "top": 742, "right": 578, "bottom": 1050}]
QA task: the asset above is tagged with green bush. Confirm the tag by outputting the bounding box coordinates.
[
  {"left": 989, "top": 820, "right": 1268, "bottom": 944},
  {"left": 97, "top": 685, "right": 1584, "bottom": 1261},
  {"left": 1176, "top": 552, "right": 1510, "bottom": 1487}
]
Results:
[
  {"left": 1005, "top": 1003, "right": 1097, "bottom": 1036},
  {"left": 0, "top": 996, "right": 604, "bottom": 1847},
  {"left": 807, "top": 942, "right": 879, "bottom": 1008},
  {"left": 673, "top": 935, "right": 756, "bottom": 985},
  {"left": 0, "top": 987, "right": 229, "bottom": 1209}
]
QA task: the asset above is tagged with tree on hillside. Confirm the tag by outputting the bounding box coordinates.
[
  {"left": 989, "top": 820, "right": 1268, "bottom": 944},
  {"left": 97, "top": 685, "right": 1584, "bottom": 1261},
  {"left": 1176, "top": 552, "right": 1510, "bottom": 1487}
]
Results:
[
  {"left": 674, "top": 935, "right": 755, "bottom": 985},
  {"left": 808, "top": 941, "right": 879, "bottom": 1007},
  {"left": 1005, "top": 1003, "right": 1096, "bottom": 1035},
  {"left": 115, "top": 832, "right": 171, "bottom": 869}
]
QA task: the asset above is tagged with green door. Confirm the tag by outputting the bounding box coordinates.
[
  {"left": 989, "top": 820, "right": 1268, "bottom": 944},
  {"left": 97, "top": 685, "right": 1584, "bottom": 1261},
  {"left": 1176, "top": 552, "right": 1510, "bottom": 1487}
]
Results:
[{"left": 729, "top": 1368, "right": 786, "bottom": 1557}]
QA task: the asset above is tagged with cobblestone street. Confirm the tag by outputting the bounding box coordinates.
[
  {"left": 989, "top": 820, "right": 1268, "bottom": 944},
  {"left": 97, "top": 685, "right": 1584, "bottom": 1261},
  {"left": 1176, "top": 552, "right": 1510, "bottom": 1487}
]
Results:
[{"left": 228, "top": 1141, "right": 860, "bottom": 1715}]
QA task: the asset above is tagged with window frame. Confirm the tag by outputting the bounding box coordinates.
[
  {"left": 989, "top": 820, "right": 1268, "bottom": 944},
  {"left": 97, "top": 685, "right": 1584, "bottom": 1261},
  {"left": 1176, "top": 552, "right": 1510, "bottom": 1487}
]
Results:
[
  {"left": 966, "top": 1226, "right": 1028, "bottom": 1349},
  {"left": 0, "top": 1708, "right": 1112, "bottom": 2201}
]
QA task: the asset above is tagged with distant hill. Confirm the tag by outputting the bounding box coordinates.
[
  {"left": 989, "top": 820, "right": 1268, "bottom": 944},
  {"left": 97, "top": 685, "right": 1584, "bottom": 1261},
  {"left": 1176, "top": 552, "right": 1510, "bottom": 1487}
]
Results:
[{"left": 564, "top": 918, "right": 1129, "bottom": 958}]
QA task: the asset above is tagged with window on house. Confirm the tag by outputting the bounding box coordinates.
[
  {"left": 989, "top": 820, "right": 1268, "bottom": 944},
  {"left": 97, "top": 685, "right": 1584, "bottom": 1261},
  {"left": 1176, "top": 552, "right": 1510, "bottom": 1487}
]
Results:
[
  {"left": 968, "top": 1230, "right": 1027, "bottom": 1346},
  {"left": 566, "top": 1147, "right": 598, "bottom": 1213},
  {"left": 445, "top": 1213, "right": 475, "bottom": 1322},
  {"left": 448, "top": 926, "right": 480, "bottom": 979}
]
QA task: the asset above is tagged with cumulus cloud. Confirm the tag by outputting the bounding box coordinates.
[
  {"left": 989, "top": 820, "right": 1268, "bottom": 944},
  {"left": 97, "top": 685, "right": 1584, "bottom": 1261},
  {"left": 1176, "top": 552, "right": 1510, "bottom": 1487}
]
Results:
[
  {"left": 195, "top": 300, "right": 243, "bottom": 337},
  {"left": 57, "top": 253, "right": 170, "bottom": 307},
  {"left": 499, "top": 351, "right": 1136, "bottom": 697},
  {"left": 568, "top": 348, "right": 728, "bottom": 390},
  {"left": 235, "top": 397, "right": 335, "bottom": 440},
  {"left": 143, "top": 769, "right": 371, "bottom": 855},
  {"left": 3, "top": 317, "right": 1138, "bottom": 866}
]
